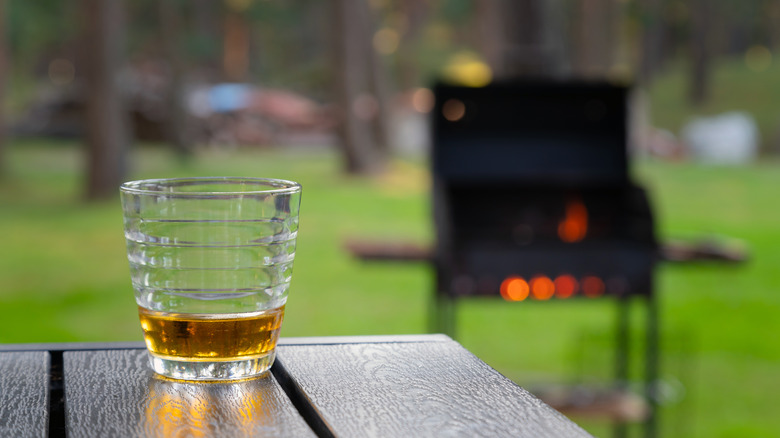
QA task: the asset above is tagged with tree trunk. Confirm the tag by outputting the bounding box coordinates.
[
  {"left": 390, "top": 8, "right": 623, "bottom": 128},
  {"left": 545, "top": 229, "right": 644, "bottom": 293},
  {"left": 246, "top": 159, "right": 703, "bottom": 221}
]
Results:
[
  {"left": 638, "top": 0, "right": 664, "bottom": 86},
  {"left": 476, "top": 0, "right": 506, "bottom": 77},
  {"left": 83, "top": 0, "right": 129, "bottom": 200},
  {"left": 332, "top": 0, "right": 381, "bottom": 174},
  {"left": 397, "top": 0, "right": 429, "bottom": 90},
  {"left": 223, "top": 11, "right": 250, "bottom": 81},
  {"left": 573, "top": 0, "right": 618, "bottom": 78},
  {"left": 364, "top": 2, "right": 393, "bottom": 154},
  {"left": 192, "top": 0, "right": 222, "bottom": 80},
  {"left": 477, "top": 0, "right": 567, "bottom": 80},
  {"left": 767, "top": 2, "right": 780, "bottom": 52},
  {"left": 0, "top": 0, "right": 7, "bottom": 177},
  {"left": 159, "top": 0, "right": 192, "bottom": 157},
  {"left": 689, "top": 0, "right": 711, "bottom": 105}
]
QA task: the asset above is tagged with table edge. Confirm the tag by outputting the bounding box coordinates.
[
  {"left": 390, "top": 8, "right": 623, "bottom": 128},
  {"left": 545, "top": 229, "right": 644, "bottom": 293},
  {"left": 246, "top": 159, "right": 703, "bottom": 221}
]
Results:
[{"left": 0, "top": 334, "right": 452, "bottom": 352}]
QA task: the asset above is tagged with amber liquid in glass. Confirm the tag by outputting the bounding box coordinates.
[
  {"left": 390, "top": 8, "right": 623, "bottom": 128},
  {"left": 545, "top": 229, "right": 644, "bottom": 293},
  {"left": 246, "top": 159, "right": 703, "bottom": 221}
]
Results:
[{"left": 138, "top": 306, "right": 285, "bottom": 361}]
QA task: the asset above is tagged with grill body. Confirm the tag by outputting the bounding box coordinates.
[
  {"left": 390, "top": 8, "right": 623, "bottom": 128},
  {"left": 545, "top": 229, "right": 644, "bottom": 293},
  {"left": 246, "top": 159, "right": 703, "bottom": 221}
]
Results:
[
  {"left": 429, "top": 80, "right": 661, "bottom": 437},
  {"left": 432, "top": 81, "right": 659, "bottom": 300}
]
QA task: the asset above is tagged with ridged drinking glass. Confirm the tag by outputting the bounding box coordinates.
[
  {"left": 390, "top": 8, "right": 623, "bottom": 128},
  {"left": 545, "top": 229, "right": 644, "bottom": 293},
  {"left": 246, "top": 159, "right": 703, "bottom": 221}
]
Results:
[{"left": 120, "top": 177, "right": 301, "bottom": 381}]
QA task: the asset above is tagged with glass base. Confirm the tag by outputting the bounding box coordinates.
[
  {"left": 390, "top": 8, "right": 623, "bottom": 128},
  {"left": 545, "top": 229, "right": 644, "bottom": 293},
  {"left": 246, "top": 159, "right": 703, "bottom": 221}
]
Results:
[{"left": 147, "top": 350, "right": 276, "bottom": 381}]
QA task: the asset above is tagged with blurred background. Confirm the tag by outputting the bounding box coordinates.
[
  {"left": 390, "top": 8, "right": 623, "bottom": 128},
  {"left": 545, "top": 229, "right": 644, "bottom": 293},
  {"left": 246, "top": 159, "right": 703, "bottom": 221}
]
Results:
[{"left": 1, "top": 0, "right": 779, "bottom": 437}]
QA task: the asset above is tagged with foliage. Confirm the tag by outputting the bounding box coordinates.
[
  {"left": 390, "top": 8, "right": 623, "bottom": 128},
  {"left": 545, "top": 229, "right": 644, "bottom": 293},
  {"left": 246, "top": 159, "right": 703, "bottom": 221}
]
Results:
[
  {"left": 4, "top": 0, "right": 472, "bottom": 99},
  {"left": 7, "top": 0, "right": 76, "bottom": 65}
]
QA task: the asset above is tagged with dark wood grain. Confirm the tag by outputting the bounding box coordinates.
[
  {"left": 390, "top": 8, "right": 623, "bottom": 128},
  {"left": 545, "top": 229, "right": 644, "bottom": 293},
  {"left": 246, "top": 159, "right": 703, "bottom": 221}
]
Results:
[
  {"left": 0, "top": 335, "right": 447, "bottom": 352},
  {"left": 0, "top": 352, "right": 49, "bottom": 437},
  {"left": 0, "top": 341, "right": 145, "bottom": 352},
  {"left": 276, "top": 338, "right": 593, "bottom": 438},
  {"left": 279, "top": 334, "right": 451, "bottom": 346},
  {"left": 63, "top": 349, "right": 315, "bottom": 437}
]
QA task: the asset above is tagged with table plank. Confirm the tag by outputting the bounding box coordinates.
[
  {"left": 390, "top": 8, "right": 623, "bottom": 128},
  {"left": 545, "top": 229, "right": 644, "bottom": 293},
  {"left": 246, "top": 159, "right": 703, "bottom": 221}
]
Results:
[
  {"left": 0, "top": 335, "right": 448, "bottom": 352},
  {"left": 0, "top": 351, "right": 49, "bottom": 438},
  {"left": 279, "top": 334, "right": 451, "bottom": 346},
  {"left": 63, "top": 349, "right": 315, "bottom": 438},
  {"left": 276, "top": 338, "right": 593, "bottom": 438},
  {"left": 0, "top": 341, "right": 145, "bottom": 352}
]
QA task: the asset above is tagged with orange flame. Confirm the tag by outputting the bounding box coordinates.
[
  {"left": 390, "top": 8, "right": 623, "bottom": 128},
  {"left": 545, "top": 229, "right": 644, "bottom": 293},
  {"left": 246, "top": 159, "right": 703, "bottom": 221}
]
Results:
[
  {"left": 558, "top": 199, "right": 588, "bottom": 243},
  {"left": 500, "top": 277, "right": 529, "bottom": 301},
  {"left": 582, "top": 276, "right": 605, "bottom": 298},
  {"left": 530, "top": 276, "right": 555, "bottom": 300},
  {"left": 554, "top": 275, "right": 579, "bottom": 299}
]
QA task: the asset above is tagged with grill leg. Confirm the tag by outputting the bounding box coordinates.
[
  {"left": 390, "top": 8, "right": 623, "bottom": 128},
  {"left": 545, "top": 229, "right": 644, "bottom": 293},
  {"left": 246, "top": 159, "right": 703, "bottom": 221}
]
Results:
[
  {"left": 612, "top": 294, "right": 660, "bottom": 438},
  {"left": 430, "top": 292, "right": 456, "bottom": 338},
  {"left": 613, "top": 296, "right": 630, "bottom": 438},
  {"left": 644, "top": 293, "right": 659, "bottom": 438}
]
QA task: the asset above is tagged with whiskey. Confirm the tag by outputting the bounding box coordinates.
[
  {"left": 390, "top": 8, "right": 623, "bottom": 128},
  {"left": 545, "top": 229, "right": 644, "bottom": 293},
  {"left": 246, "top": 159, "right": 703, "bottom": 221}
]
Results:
[{"left": 138, "top": 306, "right": 285, "bottom": 361}]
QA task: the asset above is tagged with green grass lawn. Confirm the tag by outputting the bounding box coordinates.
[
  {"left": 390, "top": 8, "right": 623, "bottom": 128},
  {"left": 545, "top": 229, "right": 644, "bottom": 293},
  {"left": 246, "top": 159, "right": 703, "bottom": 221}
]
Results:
[{"left": 1, "top": 141, "right": 779, "bottom": 437}]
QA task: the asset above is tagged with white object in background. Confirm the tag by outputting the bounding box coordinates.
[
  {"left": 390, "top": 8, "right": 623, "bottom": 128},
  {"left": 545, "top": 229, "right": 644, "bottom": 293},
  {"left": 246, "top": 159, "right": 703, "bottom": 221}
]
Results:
[{"left": 682, "top": 112, "right": 759, "bottom": 164}]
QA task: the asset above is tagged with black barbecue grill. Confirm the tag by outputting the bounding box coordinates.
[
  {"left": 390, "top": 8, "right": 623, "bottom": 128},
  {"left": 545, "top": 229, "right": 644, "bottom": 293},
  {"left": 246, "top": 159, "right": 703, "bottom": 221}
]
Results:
[
  {"left": 432, "top": 81, "right": 658, "bottom": 302},
  {"left": 430, "top": 80, "right": 660, "bottom": 438}
]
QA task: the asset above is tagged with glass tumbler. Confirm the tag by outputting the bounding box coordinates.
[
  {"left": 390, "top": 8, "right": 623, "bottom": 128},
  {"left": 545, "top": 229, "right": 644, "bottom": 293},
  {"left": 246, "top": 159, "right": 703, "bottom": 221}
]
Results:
[{"left": 120, "top": 177, "right": 301, "bottom": 381}]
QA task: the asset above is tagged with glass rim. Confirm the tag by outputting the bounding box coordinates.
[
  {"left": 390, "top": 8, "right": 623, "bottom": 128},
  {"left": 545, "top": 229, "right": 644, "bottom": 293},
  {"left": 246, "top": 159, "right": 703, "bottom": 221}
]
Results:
[{"left": 120, "top": 177, "right": 301, "bottom": 196}]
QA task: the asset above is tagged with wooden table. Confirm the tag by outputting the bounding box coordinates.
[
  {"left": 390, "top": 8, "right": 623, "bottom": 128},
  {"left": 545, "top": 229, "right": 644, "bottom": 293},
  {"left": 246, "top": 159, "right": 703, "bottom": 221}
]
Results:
[{"left": 0, "top": 335, "right": 592, "bottom": 437}]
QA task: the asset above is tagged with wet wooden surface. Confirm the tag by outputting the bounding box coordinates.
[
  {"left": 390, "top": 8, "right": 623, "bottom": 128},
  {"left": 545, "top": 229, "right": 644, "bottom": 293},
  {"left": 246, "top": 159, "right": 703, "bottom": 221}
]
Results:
[
  {"left": 63, "top": 349, "right": 314, "bottom": 438},
  {"left": 276, "top": 337, "right": 592, "bottom": 438},
  {"left": 0, "top": 335, "right": 592, "bottom": 438},
  {"left": 0, "top": 351, "right": 49, "bottom": 437}
]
